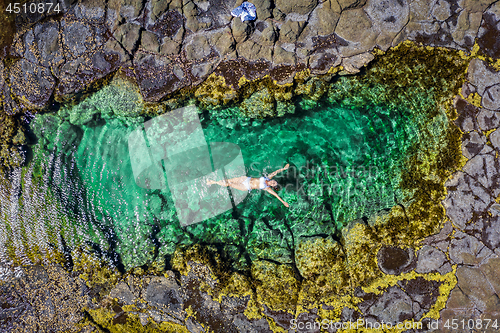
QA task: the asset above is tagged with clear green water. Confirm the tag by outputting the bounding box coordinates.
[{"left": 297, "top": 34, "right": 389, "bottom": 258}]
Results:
[{"left": 1, "top": 77, "right": 444, "bottom": 271}]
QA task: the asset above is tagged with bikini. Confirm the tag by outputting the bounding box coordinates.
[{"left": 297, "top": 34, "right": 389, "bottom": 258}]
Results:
[
  {"left": 243, "top": 177, "right": 252, "bottom": 192},
  {"left": 259, "top": 176, "right": 270, "bottom": 189},
  {"left": 243, "top": 176, "right": 270, "bottom": 192}
]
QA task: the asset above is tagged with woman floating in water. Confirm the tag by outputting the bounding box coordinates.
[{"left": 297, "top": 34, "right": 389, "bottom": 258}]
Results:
[{"left": 207, "top": 164, "right": 290, "bottom": 207}]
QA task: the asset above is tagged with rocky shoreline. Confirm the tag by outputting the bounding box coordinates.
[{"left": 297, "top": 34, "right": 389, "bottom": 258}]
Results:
[
  {"left": 5, "top": 0, "right": 499, "bottom": 106},
  {"left": 1, "top": 0, "right": 500, "bottom": 332},
  {"left": 2, "top": 0, "right": 498, "bottom": 104}
]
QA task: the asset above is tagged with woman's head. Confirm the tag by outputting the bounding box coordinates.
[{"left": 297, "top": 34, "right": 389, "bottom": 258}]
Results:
[{"left": 266, "top": 179, "right": 278, "bottom": 188}]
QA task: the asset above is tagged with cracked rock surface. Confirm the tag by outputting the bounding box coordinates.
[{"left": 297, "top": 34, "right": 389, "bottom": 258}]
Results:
[
  {"left": 437, "top": 59, "right": 500, "bottom": 329},
  {"left": 3, "top": 0, "right": 499, "bottom": 105}
]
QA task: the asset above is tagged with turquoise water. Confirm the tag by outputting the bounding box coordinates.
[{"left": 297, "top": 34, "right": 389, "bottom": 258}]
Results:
[
  {"left": 202, "top": 103, "right": 413, "bottom": 221},
  {"left": 0, "top": 77, "right": 440, "bottom": 271}
]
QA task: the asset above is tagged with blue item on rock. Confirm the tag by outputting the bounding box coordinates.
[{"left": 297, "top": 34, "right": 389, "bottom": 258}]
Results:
[{"left": 231, "top": 2, "right": 257, "bottom": 21}]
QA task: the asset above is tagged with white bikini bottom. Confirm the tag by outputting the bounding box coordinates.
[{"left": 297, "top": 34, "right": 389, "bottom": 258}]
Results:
[{"left": 243, "top": 177, "right": 252, "bottom": 192}]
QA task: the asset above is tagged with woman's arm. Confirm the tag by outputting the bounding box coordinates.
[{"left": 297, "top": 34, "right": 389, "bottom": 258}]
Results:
[
  {"left": 265, "top": 187, "right": 289, "bottom": 207},
  {"left": 267, "top": 164, "right": 290, "bottom": 179}
]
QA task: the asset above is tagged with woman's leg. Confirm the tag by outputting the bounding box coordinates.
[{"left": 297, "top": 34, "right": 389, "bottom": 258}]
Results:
[
  {"left": 207, "top": 179, "right": 229, "bottom": 186},
  {"left": 207, "top": 176, "right": 248, "bottom": 192}
]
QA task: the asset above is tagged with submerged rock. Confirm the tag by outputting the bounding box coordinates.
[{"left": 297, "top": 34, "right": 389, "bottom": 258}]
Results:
[{"left": 240, "top": 87, "right": 274, "bottom": 117}]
